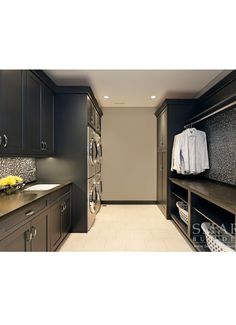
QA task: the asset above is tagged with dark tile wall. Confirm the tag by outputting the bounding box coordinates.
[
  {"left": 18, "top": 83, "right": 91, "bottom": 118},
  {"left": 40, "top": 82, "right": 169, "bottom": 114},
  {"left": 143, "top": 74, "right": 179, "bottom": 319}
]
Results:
[
  {"left": 199, "top": 107, "right": 236, "bottom": 185},
  {"left": 0, "top": 158, "right": 36, "bottom": 183}
]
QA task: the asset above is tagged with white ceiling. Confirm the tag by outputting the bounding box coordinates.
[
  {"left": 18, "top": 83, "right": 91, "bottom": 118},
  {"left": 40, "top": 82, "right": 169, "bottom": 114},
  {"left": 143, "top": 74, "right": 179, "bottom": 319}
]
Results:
[{"left": 45, "top": 70, "right": 230, "bottom": 108}]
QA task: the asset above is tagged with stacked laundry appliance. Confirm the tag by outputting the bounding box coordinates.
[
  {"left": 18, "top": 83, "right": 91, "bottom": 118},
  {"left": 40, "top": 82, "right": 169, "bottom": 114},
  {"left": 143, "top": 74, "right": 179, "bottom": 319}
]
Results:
[
  {"left": 87, "top": 100, "right": 102, "bottom": 229},
  {"left": 36, "top": 92, "right": 103, "bottom": 233}
]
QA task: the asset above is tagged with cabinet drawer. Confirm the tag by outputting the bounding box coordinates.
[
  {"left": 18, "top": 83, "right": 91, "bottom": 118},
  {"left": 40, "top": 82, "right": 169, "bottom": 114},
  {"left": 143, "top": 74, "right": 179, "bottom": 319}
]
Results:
[
  {"left": 48, "top": 185, "right": 71, "bottom": 204},
  {"left": 0, "top": 198, "right": 47, "bottom": 240}
]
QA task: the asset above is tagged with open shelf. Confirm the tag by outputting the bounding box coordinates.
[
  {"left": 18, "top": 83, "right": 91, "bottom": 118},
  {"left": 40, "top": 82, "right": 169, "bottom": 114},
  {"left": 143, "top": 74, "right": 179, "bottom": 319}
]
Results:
[
  {"left": 172, "top": 191, "right": 188, "bottom": 204},
  {"left": 194, "top": 206, "right": 235, "bottom": 236},
  {"left": 171, "top": 213, "right": 188, "bottom": 235},
  {"left": 171, "top": 183, "right": 188, "bottom": 203},
  {"left": 169, "top": 178, "right": 236, "bottom": 252},
  {"left": 192, "top": 194, "right": 235, "bottom": 237}
]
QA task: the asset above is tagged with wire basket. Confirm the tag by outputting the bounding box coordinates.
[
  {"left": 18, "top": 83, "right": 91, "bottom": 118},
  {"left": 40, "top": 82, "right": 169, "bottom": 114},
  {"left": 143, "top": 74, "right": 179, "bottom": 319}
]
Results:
[
  {"left": 176, "top": 201, "right": 188, "bottom": 224},
  {"left": 201, "top": 222, "right": 235, "bottom": 252}
]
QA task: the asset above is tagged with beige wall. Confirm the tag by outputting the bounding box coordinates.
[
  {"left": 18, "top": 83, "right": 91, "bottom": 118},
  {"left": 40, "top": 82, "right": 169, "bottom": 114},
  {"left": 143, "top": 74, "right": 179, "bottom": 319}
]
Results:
[{"left": 101, "top": 107, "right": 156, "bottom": 201}]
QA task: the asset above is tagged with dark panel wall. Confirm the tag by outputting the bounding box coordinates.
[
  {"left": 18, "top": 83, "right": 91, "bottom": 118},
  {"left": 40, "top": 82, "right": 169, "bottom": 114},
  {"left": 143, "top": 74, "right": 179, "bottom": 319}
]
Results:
[{"left": 199, "top": 107, "right": 236, "bottom": 185}]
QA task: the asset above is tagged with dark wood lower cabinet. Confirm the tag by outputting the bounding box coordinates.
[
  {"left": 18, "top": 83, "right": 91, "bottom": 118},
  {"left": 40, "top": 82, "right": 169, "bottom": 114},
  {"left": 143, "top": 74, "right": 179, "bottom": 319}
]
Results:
[
  {"left": 0, "top": 211, "right": 47, "bottom": 252},
  {"left": 0, "top": 189, "right": 71, "bottom": 252},
  {"left": 0, "top": 223, "right": 31, "bottom": 252},
  {"left": 62, "top": 194, "right": 71, "bottom": 238},
  {"left": 31, "top": 211, "right": 48, "bottom": 252},
  {"left": 48, "top": 200, "right": 62, "bottom": 251},
  {"left": 48, "top": 193, "right": 71, "bottom": 251}
]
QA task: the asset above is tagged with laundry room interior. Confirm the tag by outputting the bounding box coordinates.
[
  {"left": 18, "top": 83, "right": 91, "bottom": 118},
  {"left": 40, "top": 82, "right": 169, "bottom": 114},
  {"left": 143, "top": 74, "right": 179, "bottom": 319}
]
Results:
[{"left": 0, "top": 69, "right": 235, "bottom": 252}]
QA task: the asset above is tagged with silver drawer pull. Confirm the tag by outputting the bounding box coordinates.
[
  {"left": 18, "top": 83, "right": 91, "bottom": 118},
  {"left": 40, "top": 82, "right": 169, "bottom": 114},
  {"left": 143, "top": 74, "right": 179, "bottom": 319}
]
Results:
[
  {"left": 3, "top": 134, "right": 8, "bottom": 148},
  {"left": 25, "top": 229, "right": 32, "bottom": 242},
  {"left": 31, "top": 226, "right": 37, "bottom": 239},
  {"left": 25, "top": 210, "right": 35, "bottom": 217}
]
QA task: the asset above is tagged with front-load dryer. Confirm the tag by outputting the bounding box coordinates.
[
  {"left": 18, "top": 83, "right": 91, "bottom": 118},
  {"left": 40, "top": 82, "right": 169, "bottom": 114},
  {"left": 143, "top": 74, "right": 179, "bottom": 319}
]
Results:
[
  {"left": 88, "top": 126, "right": 96, "bottom": 178},
  {"left": 88, "top": 177, "right": 96, "bottom": 229}
]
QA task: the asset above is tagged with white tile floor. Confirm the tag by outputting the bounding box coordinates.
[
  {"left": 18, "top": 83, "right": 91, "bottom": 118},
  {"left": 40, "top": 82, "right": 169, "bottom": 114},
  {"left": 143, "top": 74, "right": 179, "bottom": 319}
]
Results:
[{"left": 59, "top": 205, "right": 194, "bottom": 252}]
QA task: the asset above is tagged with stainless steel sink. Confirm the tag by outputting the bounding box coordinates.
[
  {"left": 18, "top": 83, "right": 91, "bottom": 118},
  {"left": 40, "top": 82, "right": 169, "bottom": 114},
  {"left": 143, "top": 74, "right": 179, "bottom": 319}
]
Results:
[{"left": 24, "top": 184, "right": 60, "bottom": 191}]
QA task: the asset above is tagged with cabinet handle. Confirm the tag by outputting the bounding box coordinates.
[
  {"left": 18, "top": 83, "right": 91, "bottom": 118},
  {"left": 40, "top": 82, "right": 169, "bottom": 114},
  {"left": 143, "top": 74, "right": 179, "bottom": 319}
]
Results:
[
  {"left": 64, "top": 202, "right": 67, "bottom": 211},
  {"left": 25, "top": 210, "right": 35, "bottom": 218},
  {"left": 3, "top": 134, "right": 8, "bottom": 148},
  {"left": 41, "top": 141, "right": 44, "bottom": 150},
  {"left": 31, "top": 226, "right": 37, "bottom": 239},
  {"left": 61, "top": 202, "right": 65, "bottom": 212},
  {"left": 44, "top": 142, "right": 47, "bottom": 150},
  {"left": 26, "top": 229, "right": 32, "bottom": 242},
  {"left": 0, "top": 135, "right": 2, "bottom": 146}
]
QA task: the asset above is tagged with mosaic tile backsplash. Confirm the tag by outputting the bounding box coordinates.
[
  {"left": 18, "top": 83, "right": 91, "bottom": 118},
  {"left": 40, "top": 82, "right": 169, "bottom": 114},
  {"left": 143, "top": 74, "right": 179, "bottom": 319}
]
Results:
[
  {"left": 0, "top": 158, "right": 36, "bottom": 183},
  {"left": 199, "top": 107, "right": 236, "bottom": 186}
]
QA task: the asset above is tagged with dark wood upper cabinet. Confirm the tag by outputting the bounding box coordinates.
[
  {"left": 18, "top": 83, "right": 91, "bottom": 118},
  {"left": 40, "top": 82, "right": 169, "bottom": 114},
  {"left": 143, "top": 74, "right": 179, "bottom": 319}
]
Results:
[
  {"left": 23, "top": 70, "right": 54, "bottom": 156},
  {"left": 0, "top": 70, "right": 22, "bottom": 154},
  {"left": 23, "top": 71, "right": 41, "bottom": 154},
  {"left": 41, "top": 85, "right": 54, "bottom": 155}
]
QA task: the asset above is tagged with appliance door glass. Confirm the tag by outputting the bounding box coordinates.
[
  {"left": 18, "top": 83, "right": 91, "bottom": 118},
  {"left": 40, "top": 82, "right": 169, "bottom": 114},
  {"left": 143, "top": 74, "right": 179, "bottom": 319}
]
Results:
[
  {"left": 95, "top": 185, "right": 101, "bottom": 213},
  {"left": 95, "top": 174, "right": 102, "bottom": 213},
  {"left": 89, "top": 182, "right": 96, "bottom": 214},
  {"left": 89, "top": 138, "right": 97, "bottom": 165}
]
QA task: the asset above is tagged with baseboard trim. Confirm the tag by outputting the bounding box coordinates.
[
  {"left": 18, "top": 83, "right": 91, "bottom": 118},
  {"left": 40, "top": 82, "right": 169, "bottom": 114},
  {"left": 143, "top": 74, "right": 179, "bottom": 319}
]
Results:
[{"left": 101, "top": 200, "right": 158, "bottom": 205}]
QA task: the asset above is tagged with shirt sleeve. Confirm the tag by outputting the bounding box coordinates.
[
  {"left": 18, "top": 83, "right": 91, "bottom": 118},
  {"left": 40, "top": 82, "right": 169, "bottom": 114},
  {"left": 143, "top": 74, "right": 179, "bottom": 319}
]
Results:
[
  {"left": 171, "top": 134, "right": 182, "bottom": 173},
  {"left": 179, "top": 131, "right": 189, "bottom": 174},
  {"left": 171, "top": 135, "right": 177, "bottom": 171},
  {"left": 202, "top": 132, "right": 210, "bottom": 170}
]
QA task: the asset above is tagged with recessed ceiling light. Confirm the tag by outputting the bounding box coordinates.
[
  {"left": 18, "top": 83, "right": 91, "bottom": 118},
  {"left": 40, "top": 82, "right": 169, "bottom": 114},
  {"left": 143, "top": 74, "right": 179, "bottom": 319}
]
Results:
[
  {"left": 104, "top": 95, "right": 109, "bottom": 99},
  {"left": 150, "top": 95, "right": 156, "bottom": 99}
]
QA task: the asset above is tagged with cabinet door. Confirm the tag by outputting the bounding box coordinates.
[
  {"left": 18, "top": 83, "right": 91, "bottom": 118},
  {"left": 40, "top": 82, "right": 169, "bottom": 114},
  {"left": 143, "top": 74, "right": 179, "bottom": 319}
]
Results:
[
  {"left": 23, "top": 71, "right": 41, "bottom": 154},
  {"left": 0, "top": 70, "right": 22, "bottom": 154},
  {"left": 30, "top": 211, "right": 48, "bottom": 252},
  {"left": 160, "top": 109, "right": 167, "bottom": 148},
  {"left": 48, "top": 200, "right": 63, "bottom": 251},
  {"left": 95, "top": 110, "right": 101, "bottom": 134},
  {"left": 62, "top": 195, "right": 71, "bottom": 238},
  {"left": 157, "top": 151, "right": 163, "bottom": 204},
  {"left": 87, "top": 97, "right": 95, "bottom": 127},
  {"left": 41, "top": 85, "right": 54, "bottom": 154},
  {"left": 0, "top": 223, "right": 31, "bottom": 252},
  {"left": 156, "top": 114, "right": 162, "bottom": 150},
  {"left": 162, "top": 150, "right": 168, "bottom": 215}
]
